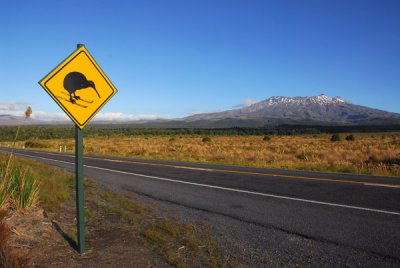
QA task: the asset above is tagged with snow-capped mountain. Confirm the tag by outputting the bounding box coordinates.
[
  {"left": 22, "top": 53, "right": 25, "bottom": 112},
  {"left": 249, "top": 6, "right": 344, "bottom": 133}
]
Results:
[
  {"left": 255, "top": 95, "right": 346, "bottom": 106},
  {"left": 185, "top": 94, "right": 400, "bottom": 123}
]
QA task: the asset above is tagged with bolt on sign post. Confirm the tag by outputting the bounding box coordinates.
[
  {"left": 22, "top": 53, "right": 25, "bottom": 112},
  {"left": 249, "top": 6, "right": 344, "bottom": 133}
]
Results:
[{"left": 39, "top": 44, "right": 117, "bottom": 253}]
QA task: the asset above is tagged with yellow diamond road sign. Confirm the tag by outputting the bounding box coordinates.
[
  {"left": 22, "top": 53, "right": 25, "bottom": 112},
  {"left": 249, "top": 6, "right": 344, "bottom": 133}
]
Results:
[{"left": 39, "top": 45, "right": 117, "bottom": 129}]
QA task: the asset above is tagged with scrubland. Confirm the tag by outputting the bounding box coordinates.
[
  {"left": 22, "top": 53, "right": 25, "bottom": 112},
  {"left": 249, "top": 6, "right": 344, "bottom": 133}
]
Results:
[{"left": 9, "top": 133, "right": 400, "bottom": 177}]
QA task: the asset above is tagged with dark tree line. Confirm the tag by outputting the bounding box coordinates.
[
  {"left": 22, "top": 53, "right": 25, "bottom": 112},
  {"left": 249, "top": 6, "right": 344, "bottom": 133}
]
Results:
[{"left": 0, "top": 124, "right": 399, "bottom": 141}]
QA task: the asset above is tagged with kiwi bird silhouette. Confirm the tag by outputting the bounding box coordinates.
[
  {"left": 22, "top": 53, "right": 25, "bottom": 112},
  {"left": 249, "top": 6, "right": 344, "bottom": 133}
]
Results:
[{"left": 63, "top": 72, "right": 100, "bottom": 103}]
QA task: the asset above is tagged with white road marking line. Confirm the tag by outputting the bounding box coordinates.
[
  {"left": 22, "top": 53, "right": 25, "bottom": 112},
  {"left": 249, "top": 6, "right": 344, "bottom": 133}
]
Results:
[
  {"left": 172, "top": 166, "right": 213, "bottom": 171},
  {"left": 6, "top": 150, "right": 400, "bottom": 217},
  {"left": 363, "top": 183, "right": 400, "bottom": 188}
]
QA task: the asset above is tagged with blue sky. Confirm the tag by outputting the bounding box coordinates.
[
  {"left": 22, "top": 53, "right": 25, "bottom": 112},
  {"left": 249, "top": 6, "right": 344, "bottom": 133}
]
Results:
[{"left": 0, "top": 0, "right": 399, "bottom": 121}]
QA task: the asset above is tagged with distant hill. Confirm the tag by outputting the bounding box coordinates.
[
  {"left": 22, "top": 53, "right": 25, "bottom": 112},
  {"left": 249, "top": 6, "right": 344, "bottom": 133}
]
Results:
[
  {"left": 0, "top": 115, "right": 44, "bottom": 126},
  {"left": 0, "top": 114, "right": 72, "bottom": 126}
]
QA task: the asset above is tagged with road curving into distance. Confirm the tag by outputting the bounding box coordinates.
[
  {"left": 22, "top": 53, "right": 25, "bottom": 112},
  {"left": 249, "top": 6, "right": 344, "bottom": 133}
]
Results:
[{"left": 1, "top": 147, "right": 400, "bottom": 265}]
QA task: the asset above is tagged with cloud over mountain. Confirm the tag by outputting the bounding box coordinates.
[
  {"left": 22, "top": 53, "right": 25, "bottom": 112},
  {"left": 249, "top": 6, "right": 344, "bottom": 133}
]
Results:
[{"left": 232, "top": 98, "right": 259, "bottom": 108}]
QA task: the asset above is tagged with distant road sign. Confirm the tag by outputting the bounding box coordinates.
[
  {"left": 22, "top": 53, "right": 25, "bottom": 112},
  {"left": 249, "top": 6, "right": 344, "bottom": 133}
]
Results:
[{"left": 39, "top": 45, "right": 117, "bottom": 128}]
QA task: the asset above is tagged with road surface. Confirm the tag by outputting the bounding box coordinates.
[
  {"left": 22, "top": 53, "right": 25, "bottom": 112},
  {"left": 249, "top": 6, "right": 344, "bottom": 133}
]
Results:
[{"left": 2, "top": 147, "right": 400, "bottom": 266}]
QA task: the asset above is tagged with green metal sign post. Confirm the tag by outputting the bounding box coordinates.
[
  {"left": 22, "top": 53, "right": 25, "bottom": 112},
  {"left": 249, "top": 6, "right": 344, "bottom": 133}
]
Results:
[
  {"left": 75, "top": 124, "right": 85, "bottom": 253},
  {"left": 75, "top": 43, "right": 86, "bottom": 254}
]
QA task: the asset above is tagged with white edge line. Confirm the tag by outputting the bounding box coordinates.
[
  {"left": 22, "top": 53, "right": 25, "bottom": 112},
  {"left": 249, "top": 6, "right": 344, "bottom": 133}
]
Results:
[
  {"left": 5, "top": 150, "right": 400, "bottom": 217},
  {"left": 363, "top": 183, "right": 400, "bottom": 188}
]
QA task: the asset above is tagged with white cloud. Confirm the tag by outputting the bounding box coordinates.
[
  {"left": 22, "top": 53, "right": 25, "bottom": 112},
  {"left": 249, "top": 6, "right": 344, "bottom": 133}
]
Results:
[
  {"left": 30, "top": 111, "right": 171, "bottom": 122},
  {"left": 0, "top": 101, "right": 171, "bottom": 122},
  {"left": 186, "top": 110, "right": 201, "bottom": 116},
  {"left": 93, "top": 112, "right": 171, "bottom": 121},
  {"left": 93, "top": 112, "right": 136, "bottom": 121},
  {"left": 0, "top": 102, "right": 30, "bottom": 111},
  {"left": 1, "top": 108, "right": 170, "bottom": 122},
  {"left": 0, "top": 109, "right": 69, "bottom": 121},
  {"left": 232, "top": 98, "right": 258, "bottom": 108},
  {"left": 30, "top": 111, "right": 69, "bottom": 121}
]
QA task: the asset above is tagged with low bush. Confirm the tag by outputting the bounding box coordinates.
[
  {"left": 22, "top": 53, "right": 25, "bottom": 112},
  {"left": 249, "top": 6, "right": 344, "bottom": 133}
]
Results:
[
  {"left": 345, "top": 134, "right": 355, "bottom": 141},
  {"left": 330, "top": 134, "right": 341, "bottom": 142},
  {"left": 202, "top": 137, "right": 211, "bottom": 143},
  {"left": 263, "top": 135, "right": 272, "bottom": 141},
  {"left": 24, "top": 139, "right": 50, "bottom": 149}
]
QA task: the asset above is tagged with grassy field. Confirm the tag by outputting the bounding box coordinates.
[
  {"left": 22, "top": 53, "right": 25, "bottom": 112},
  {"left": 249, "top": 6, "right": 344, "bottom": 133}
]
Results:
[{"left": 5, "top": 132, "right": 400, "bottom": 177}]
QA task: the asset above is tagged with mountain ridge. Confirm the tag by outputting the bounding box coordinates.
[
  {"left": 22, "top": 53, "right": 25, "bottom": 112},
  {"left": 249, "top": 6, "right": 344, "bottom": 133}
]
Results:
[{"left": 184, "top": 94, "right": 400, "bottom": 123}]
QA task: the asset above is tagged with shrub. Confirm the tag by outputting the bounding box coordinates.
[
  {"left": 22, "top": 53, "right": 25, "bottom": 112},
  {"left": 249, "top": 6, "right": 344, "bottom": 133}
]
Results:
[
  {"left": 202, "top": 137, "right": 211, "bottom": 143},
  {"left": 330, "top": 134, "right": 341, "bottom": 142},
  {"left": 345, "top": 134, "right": 355, "bottom": 141},
  {"left": 263, "top": 135, "right": 272, "bottom": 141},
  {"left": 297, "top": 151, "right": 313, "bottom": 161},
  {"left": 382, "top": 158, "right": 400, "bottom": 165},
  {"left": 24, "top": 139, "right": 50, "bottom": 149}
]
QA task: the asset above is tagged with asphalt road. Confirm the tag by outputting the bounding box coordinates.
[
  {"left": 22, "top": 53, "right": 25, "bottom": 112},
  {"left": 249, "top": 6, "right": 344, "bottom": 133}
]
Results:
[{"left": 2, "top": 147, "right": 400, "bottom": 265}]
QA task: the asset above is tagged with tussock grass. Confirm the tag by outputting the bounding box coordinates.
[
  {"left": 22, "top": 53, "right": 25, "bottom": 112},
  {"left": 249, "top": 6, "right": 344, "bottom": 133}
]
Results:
[
  {"left": 0, "top": 151, "right": 72, "bottom": 215},
  {"left": 12, "top": 133, "right": 400, "bottom": 177},
  {"left": 0, "top": 155, "right": 40, "bottom": 211},
  {"left": 0, "top": 171, "right": 11, "bottom": 209},
  {"left": 2, "top": 156, "right": 73, "bottom": 215}
]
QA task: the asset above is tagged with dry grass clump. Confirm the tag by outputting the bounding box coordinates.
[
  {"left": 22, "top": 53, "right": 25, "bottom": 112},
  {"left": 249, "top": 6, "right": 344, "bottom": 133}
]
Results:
[
  {"left": 0, "top": 217, "right": 30, "bottom": 268},
  {"left": 7, "top": 133, "right": 400, "bottom": 177}
]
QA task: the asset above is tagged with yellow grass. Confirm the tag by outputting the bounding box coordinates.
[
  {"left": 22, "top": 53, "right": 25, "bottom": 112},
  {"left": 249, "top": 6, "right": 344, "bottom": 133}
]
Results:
[{"left": 6, "top": 133, "right": 400, "bottom": 177}]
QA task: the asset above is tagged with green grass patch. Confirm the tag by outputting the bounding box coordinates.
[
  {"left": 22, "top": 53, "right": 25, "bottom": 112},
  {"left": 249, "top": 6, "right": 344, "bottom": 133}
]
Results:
[{"left": 16, "top": 158, "right": 73, "bottom": 212}]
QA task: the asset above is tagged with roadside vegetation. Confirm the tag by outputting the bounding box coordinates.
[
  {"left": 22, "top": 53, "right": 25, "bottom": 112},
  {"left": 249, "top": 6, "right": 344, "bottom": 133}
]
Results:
[
  {"left": 4, "top": 132, "right": 400, "bottom": 177},
  {"left": 0, "top": 154, "right": 231, "bottom": 267},
  {"left": 0, "top": 154, "right": 41, "bottom": 267}
]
